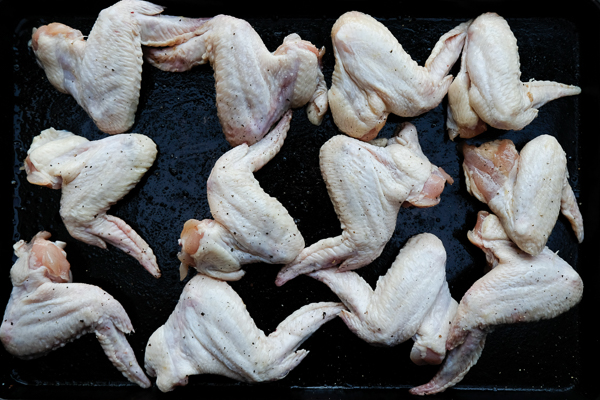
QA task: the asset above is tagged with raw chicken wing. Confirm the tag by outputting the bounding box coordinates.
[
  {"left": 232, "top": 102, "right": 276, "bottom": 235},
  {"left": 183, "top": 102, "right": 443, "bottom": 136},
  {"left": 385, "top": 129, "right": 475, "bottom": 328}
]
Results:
[
  {"left": 447, "top": 12, "right": 581, "bottom": 139},
  {"left": 0, "top": 231, "right": 150, "bottom": 388},
  {"left": 30, "top": 0, "right": 209, "bottom": 134},
  {"left": 462, "top": 134, "right": 583, "bottom": 256},
  {"left": 144, "top": 15, "right": 328, "bottom": 146},
  {"left": 178, "top": 110, "right": 304, "bottom": 281},
  {"left": 309, "top": 233, "right": 457, "bottom": 365},
  {"left": 276, "top": 122, "right": 453, "bottom": 285},
  {"left": 409, "top": 211, "right": 583, "bottom": 395},
  {"left": 24, "top": 128, "right": 160, "bottom": 277},
  {"left": 328, "top": 11, "right": 469, "bottom": 141},
  {"left": 144, "top": 273, "right": 344, "bottom": 392}
]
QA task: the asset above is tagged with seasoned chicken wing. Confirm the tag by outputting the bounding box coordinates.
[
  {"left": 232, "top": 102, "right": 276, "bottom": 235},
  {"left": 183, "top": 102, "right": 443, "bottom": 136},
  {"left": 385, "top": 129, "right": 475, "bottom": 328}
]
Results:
[
  {"left": 462, "top": 134, "right": 583, "bottom": 256},
  {"left": 178, "top": 110, "right": 304, "bottom": 281},
  {"left": 328, "top": 11, "right": 469, "bottom": 141},
  {"left": 447, "top": 12, "right": 581, "bottom": 139},
  {"left": 144, "top": 273, "right": 344, "bottom": 392},
  {"left": 275, "top": 122, "right": 452, "bottom": 285},
  {"left": 0, "top": 232, "right": 150, "bottom": 388},
  {"left": 410, "top": 211, "right": 583, "bottom": 395},
  {"left": 309, "top": 233, "right": 457, "bottom": 365},
  {"left": 24, "top": 128, "right": 160, "bottom": 277},
  {"left": 30, "top": 0, "right": 209, "bottom": 134},
  {"left": 144, "top": 14, "right": 328, "bottom": 146}
]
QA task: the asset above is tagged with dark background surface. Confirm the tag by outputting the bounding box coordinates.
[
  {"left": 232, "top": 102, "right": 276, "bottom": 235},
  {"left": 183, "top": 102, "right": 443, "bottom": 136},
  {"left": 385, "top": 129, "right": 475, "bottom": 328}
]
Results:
[{"left": 1, "top": 0, "right": 599, "bottom": 399}]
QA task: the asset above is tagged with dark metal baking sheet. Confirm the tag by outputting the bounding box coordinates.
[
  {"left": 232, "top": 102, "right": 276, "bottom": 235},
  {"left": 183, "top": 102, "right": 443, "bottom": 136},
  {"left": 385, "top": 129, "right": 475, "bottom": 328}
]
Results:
[{"left": 2, "top": 1, "right": 599, "bottom": 399}]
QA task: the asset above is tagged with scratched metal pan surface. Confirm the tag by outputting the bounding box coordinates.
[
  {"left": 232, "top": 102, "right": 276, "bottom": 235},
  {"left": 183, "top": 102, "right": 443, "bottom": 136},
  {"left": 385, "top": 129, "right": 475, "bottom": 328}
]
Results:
[{"left": 1, "top": 0, "right": 599, "bottom": 399}]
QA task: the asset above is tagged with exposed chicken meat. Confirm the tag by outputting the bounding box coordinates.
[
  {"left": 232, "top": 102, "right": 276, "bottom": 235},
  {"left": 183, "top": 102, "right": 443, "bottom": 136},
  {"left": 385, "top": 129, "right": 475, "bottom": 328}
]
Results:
[
  {"left": 178, "top": 110, "right": 304, "bottom": 281},
  {"left": 275, "top": 122, "right": 452, "bottom": 286},
  {"left": 0, "top": 231, "right": 150, "bottom": 388},
  {"left": 309, "top": 233, "right": 457, "bottom": 365},
  {"left": 409, "top": 211, "right": 583, "bottom": 395},
  {"left": 144, "top": 273, "right": 344, "bottom": 392},
  {"left": 24, "top": 128, "right": 160, "bottom": 277},
  {"left": 462, "top": 134, "right": 583, "bottom": 256},
  {"left": 29, "top": 0, "right": 209, "bottom": 134},
  {"left": 143, "top": 14, "right": 328, "bottom": 146},
  {"left": 446, "top": 12, "right": 581, "bottom": 140},
  {"left": 327, "top": 11, "right": 469, "bottom": 141}
]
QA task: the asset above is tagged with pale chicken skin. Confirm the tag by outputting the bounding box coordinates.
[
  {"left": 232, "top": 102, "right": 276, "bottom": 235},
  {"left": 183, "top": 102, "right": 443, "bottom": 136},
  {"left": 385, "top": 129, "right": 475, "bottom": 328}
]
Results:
[
  {"left": 275, "top": 123, "right": 453, "bottom": 286},
  {"left": 0, "top": 232, "right": 150, "bottom": 388},
  {"left": 30, "top": 0, "right": 210, "bottom": 134},
  {"left": 447, "top": 12, "right": 581, "bottom": 139},
  {"left": 462, "top": 134, "right": 583, "bottom": 256},
  {"left": 410, "top": 211, "right": 583, "bottom": 395},
  {"left": 309, "top": 233, "right": 457, "bottom": 365},
  {"left": 178, "top": 110, "right": 304, "bottom": 281},
  {"left": 328, "top": 11, "right": 469, "bottom": 141},
  {"left": 143, "top": 14, "right": 328, "bottom": 146},
  {"left": 24, "top": 128, "right": 160, "bottom": 278},
  {"left": 144, "top": 273, "right": 344, "bottom": 392}
]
